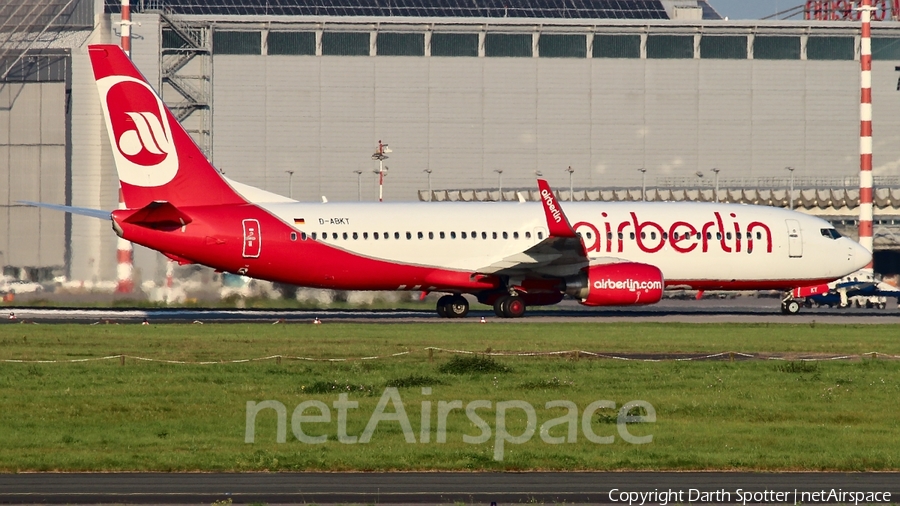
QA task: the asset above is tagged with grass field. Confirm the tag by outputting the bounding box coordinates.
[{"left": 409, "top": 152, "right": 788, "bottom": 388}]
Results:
[{"left": 1, "top": 323, "right": 898, "bottom": 472}]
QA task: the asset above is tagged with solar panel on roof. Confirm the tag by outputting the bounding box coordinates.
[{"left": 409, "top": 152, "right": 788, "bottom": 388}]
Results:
[{"left": 108, "top": 0, "right": 670, "bottom": 18}]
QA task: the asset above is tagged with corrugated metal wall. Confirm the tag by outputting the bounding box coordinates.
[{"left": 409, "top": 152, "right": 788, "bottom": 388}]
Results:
[
  {"left": 212, "top": 55, "right": 869, "bottom": 202},
  {"left": 0, "top": 81, "right": 67, "bottom": 275}
]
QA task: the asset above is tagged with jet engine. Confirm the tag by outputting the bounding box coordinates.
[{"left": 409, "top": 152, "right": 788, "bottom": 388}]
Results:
[{"left": 565, "top": 262, "right": 664, "bottom": 306}]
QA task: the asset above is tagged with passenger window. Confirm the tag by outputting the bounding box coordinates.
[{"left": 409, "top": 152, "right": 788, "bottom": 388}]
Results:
[
  {"left": 525, "top": 232, "right": 532, "bottom": 239},
  {"left": 451, "top": 231, "right": 457, "bottom": 239},
  {"left": 429, "top": 232, "right": 434, "bottom": 239},
  {"left": 537, "top": 232, "right": 544, "bottom": 239},
  {"left": 482, "top": 232, "right": 487, "bottom": 239},
  {"left": 662, "top": 232, "right": 667, "bottom": 240},
  {"left": 418, "top": 232, "right": 424, "bottom": 239},
  {"left": 311, "top": 232, "right": 317, "bottom": 240},
  {"left": 461, "top": 232, "right": 467, "bottom": 239},
  {"left": 363, "top": 232, "right": 368, "bottom": 239},
  {"left": 630, "top": 232, "right": 635, "bottom": 240},
  {"left": 756, "top": 232, "right": 762, "bottom": 240},
  {"left": 586, "top": 232, "right": 592, "bottom": 239},
  {"left": 290, "top": 232, "right": 297, "bottom": 241},
  {"left": 618, "top": 232, "right": 623, "bottom": 240},
  {"left": 672, "top": 232, "right": 679, "bottom": 240},
  {"left": 471, "top": 231, "right": 476, "bottom": 239},
  {"left": 300, "top": 232, "right": 307, "bottom": 240},
  {"left": 514, "top": 232, "right": 519, "bottom": 239},
  {"left": 726, "top": 232, "right": 732, "bottom": 240},
  {"left": 406, "top": 232, "right": 412, "bottom": 240},
  {"left": 502, "top": 232, "right": 508, "bottom": 239},
  {"left": 394, "top": 232, "right": 400, "bottom": 239},
  {"left": 374, "top": 232, "right": 379, "bottom": 239},
  {"left": 343, "top": 232, "right": 348, "bottom": 240},
  {"left": 492, "top": 232, "right": 497, "bottom": 239},
  {"left": 607, "top": 232, "right": 612, "bottom": 240},
  {"left": 440, "top": 231, "right": 445, "bottom": 239},
  {"left": 715, "top": 232, "right": 721, "bottom": 240},
  {"left": 696, "top": 232, "right": 701, "bottom": 240},
  {"left": 706, "top": 232, "right": 711, "bottom": 240},
  {"left": 352, "top": 232, "right": 358, "bottom": 240},
  {"left": 333, "top": 232, "right": 338, "bottom": 240},
  {"left": 650, "top": 232, "right": 656, "bottom": 240}
]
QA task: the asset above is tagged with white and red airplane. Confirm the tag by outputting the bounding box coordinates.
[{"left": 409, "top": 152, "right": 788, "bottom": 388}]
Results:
[{"left": 30, "top": 44, "right": 872, "bottom": 317}]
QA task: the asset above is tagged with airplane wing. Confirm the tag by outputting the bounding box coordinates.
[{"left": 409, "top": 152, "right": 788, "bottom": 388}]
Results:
[{"left": 476, "top": 179, "right": 589, "bottom": 279}]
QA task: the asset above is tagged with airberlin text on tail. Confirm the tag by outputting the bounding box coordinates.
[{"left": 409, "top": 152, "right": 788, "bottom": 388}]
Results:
[{"left": 89, "top": 45, "right": 244, "bottom": 209}]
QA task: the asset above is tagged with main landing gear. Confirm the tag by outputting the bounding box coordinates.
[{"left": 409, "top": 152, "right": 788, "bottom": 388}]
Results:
[
  {"left": 493, "top": 294, "right": 526, "bottom": 318},
  {"left": 436, "top": 294, "right": 469, "bottom": 318}
]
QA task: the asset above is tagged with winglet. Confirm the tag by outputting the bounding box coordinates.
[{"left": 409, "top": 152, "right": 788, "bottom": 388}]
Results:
[{"left": 537, "top": 179, "right": 578, "bottom": 238}]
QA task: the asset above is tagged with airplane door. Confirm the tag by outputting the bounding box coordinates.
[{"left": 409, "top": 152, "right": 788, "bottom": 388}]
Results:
[
  {"left": 785, "top": 219, "right": 802, "bottom": 258},
  {"left": 533, "top": 227, "right": 548, "bottom": 244},
  {"left": 242, "top": 219, "right": 261, "bottom": 258}
]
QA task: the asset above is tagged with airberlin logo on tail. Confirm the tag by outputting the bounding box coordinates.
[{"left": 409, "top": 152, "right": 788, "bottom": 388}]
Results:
[{"left": 96, "top": 76, "right": 177, "bottom": 187}]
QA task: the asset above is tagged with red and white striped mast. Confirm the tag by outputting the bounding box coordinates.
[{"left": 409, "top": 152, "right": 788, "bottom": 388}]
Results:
[
  {"left": 859, "top": 0, "right": 875, "bottom": 274},
  {"left": 372, "top": 140, "right": 391, "bottom": 202},
  {"left": 115, "top": 0, "right": 135, "bottom": 293}
]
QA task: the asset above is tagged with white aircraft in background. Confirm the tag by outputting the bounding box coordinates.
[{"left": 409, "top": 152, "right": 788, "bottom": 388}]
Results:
[{"left": 28, "top": 45, "right": 873, "bottom": 318}]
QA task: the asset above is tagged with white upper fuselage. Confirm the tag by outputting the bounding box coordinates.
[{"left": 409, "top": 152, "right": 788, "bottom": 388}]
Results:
[{"left": 258, "top": 199, "right": 870, "bottom": 288}]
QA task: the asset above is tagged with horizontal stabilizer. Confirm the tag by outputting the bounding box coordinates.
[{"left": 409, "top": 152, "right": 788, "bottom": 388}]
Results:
[
  {"left": 19, "top": 201, "right": 111, "bottom": 220},
  {"left": 123, "top": 201, "right": 192, "bottom": 227}
]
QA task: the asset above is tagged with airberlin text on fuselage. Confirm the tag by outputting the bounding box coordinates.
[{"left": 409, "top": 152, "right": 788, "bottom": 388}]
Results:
[{"left": 574, "top": 212, "right": 773, "bottom": 255}]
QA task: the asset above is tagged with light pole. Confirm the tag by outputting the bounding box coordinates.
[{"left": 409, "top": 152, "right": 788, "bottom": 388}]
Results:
[
  {"left": 371, "top": 140, "right": 391, "bottom": 202},
  {"left": 785, "top": 166, "right": 795, "bottom": 210},
  {"left": 285, "top": 170, "right": 294, "bottom": 199},
  {"left": 638, "top": 168, "right": 647, "bottom": 201},
  {"left": 566, "top": 166, "right": 574, "bottom": 201},
  {"left": 711, "top": 168, "right": 720, "bottom": 203},
  {"left": 494, "top": 169, "right": 503, "bottom": 201},
  {"left": 353, "top": 170, "right": 362, "bottom": 201},
  {"left": 424, "top": 169, "right": 432, "bottom": 201}
]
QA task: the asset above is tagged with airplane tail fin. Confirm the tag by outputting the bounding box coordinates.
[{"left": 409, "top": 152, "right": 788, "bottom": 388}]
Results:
[{"left": 89, "top": 44, "right": 246, "bottom": 209}]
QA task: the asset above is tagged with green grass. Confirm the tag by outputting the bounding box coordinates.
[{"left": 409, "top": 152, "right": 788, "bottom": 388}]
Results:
[{"left": 0, "top": 323, "right": 898, "bottom": 472}]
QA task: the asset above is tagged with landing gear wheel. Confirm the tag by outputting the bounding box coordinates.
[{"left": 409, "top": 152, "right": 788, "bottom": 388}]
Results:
[
  {"left": 503, "top": 296, "right": 526, "bottom": 318},
  {"left": 436, "top": 295, "right": 453, "bottom": 318},
  {"left": 446, "top": 295, "right": 469, "bottom": 318},
  {"left": 781, "top": 300, "right": 801, "bottom": 315},
  {"left": 493, "top": 296, "right": 509, "bottom": 317}
]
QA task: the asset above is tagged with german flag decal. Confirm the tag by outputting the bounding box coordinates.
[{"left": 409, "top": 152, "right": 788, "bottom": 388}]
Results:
[{"left": 294, "top": 218, "right": 305, "bottom": 225}]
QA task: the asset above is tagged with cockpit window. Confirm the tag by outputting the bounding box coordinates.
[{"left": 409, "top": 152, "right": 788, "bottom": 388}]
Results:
[{"left": 820, "top": 228, "right": 841, "bottom": 240}]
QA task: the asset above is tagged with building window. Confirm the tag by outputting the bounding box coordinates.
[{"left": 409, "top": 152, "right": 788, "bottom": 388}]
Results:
[
  {"left": 268, "top": 32, "right": 316, "bottom": 55},
  {"left": 539, "top": 34, "right": 585, "bottom": 58},
  {"left": 485, "top": 33, "right": 532, "bottom": 57},
  {"left": 700, "top": 36, "right": 746, "bottom": 59},
  {"left": 593, "top": 35, "right": 640, "bottom": 58},
  {"left": 754, "top": 36, "right": 800, "bottom": 60},
  {"left": 807, "top": 37, "right": 854, "bottom": 60},
  {"left": 647, "top": 35, "right": 693, "bottom": 59},
  {"left": 378, "top": 32, "right": 425, "bottom": 56},
  {"left": 431, "top": 33, "right": 478, "bottom": 57},
  {"left": 873, "top": 37, "right": 900, "bottom": 60},
  {"left": 214, "top": 31, "right": 262, "bottom": 55},
  {"left": 322, "top": 32, "right": 369, "bottom": 56}
]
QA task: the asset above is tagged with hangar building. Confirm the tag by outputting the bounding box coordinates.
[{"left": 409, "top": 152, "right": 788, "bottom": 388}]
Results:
[{"left": 3, "top": 0, "right": 900, "bottom": 284}]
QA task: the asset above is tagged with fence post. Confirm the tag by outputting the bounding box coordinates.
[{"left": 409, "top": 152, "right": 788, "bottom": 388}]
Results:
[
  {"left": 428, "top": 348, "right": 434, "bottom": 363},
  {"left": 119, "top": 355, "right": 125, "bottom": 366}
]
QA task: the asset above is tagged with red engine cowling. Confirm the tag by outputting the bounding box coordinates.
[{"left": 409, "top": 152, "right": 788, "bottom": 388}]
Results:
[{"left": 566, "top": 262, "right": 664, "bottom": 307}]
